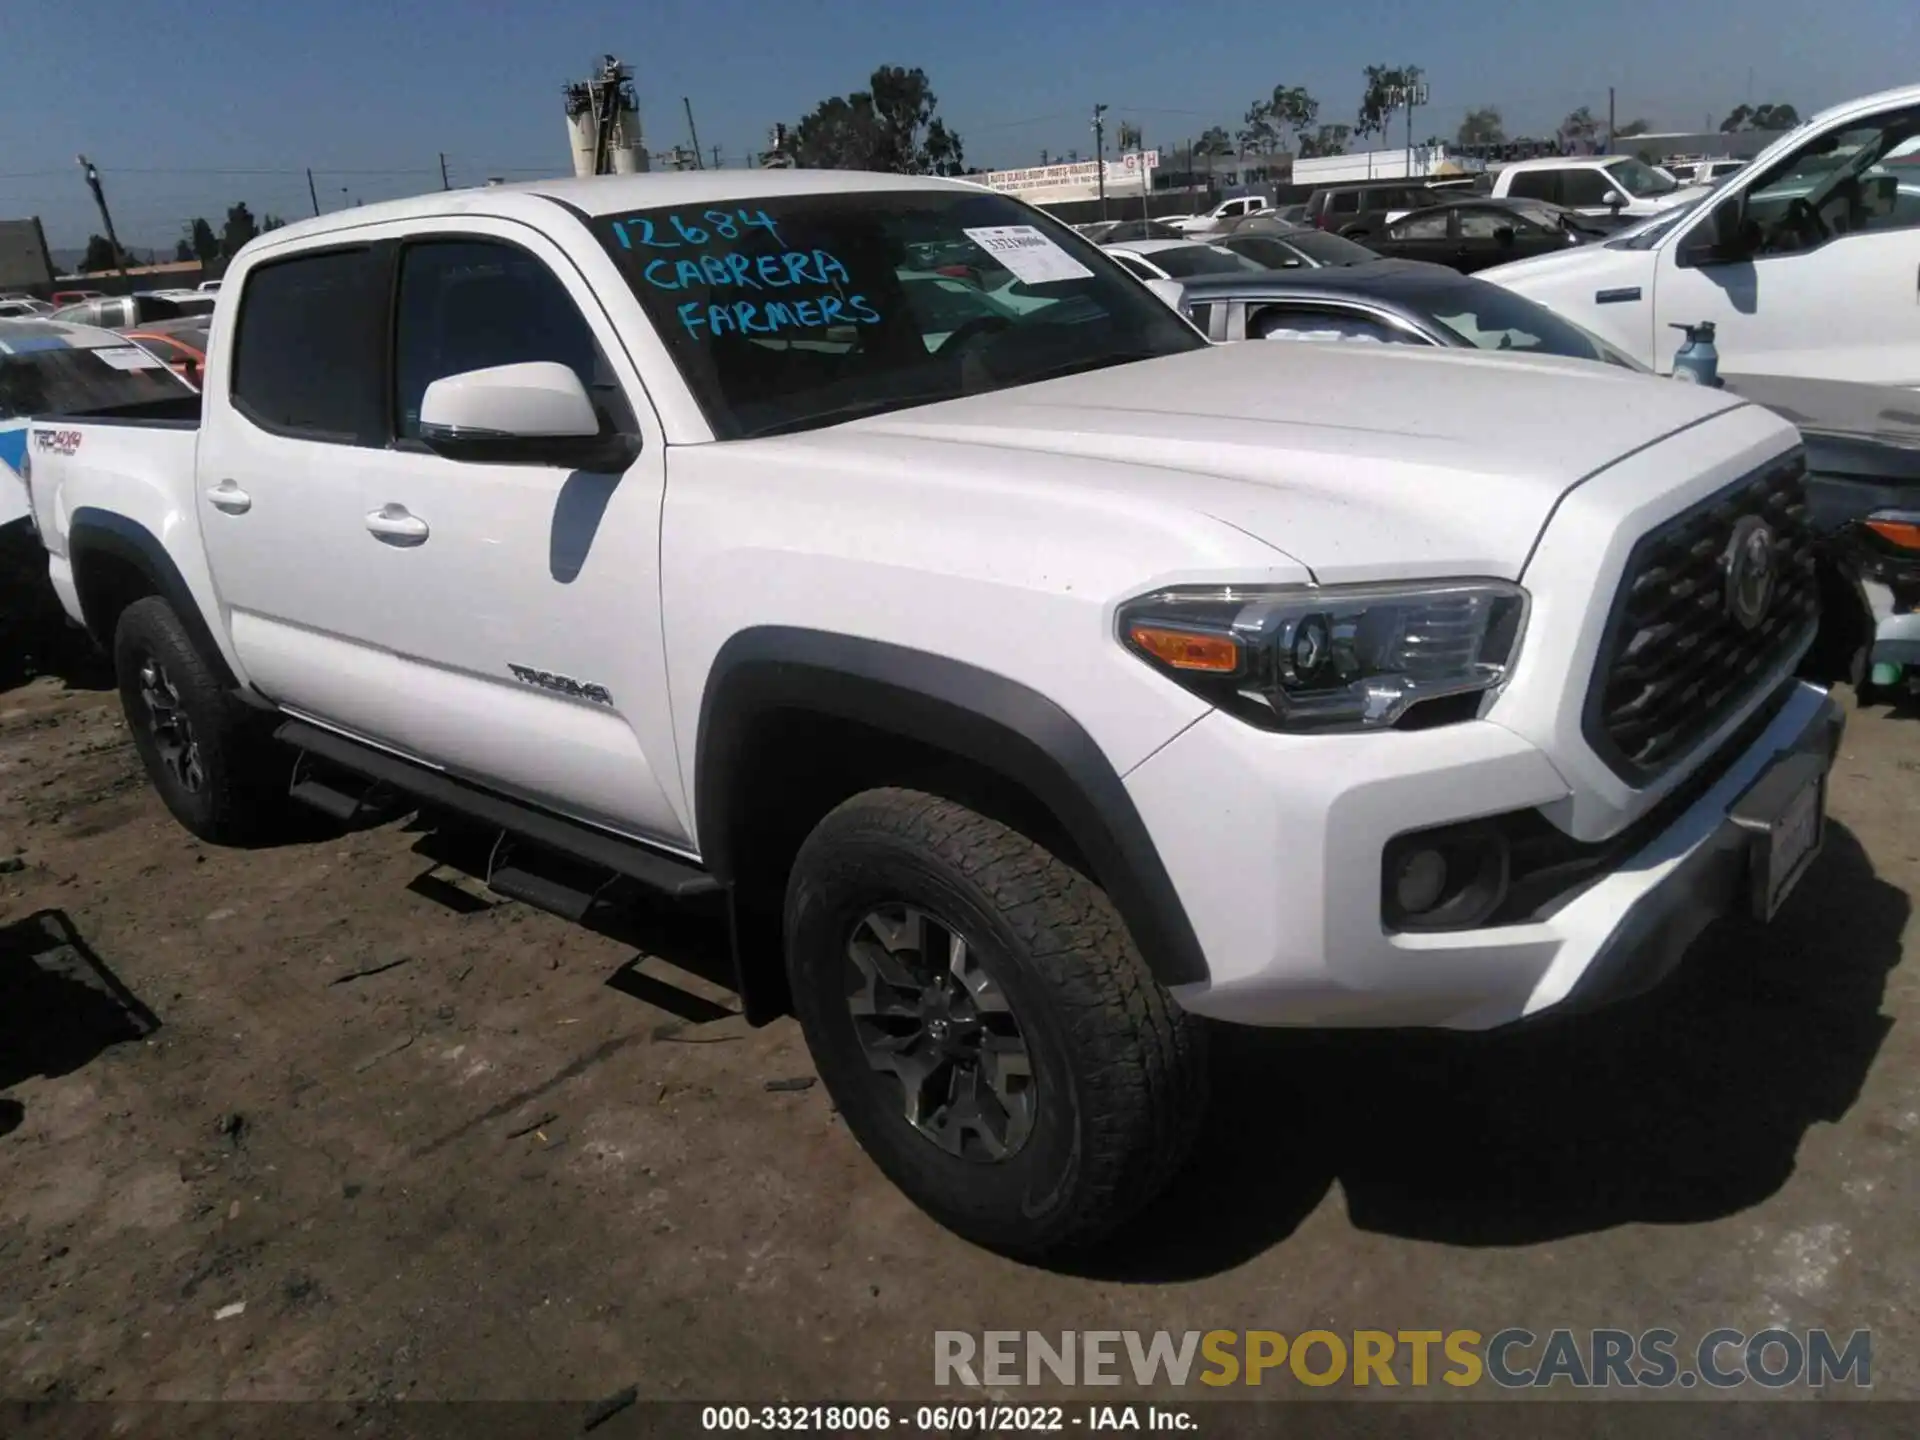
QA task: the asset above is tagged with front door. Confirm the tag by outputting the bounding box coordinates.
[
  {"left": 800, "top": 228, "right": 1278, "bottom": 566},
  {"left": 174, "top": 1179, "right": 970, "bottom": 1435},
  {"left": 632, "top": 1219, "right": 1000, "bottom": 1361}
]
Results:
[
  {"left": 1653, "top": 102, "right": 1920, "bottom": 386},
  {"left": 350, "top": 227, "right": 691, "bottom": 847}
]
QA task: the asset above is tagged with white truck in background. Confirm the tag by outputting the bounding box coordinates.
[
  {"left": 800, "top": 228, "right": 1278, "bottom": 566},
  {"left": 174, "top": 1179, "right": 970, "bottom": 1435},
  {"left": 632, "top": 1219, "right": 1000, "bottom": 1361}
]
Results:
[
  {"left": 1482, "top": 82, "right": 1920, "bottom": 386},
  {"left": 20, "top": 169, "right": 1842, "bottom": 1257}
]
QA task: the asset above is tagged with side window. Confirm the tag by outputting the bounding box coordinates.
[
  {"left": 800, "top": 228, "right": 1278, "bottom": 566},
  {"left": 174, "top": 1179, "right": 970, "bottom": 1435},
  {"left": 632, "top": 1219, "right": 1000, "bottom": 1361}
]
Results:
[
  {"left": 1458, "top": 209, "right": 1517, "bottom": 238},
  {"left": 1184, "top": 301, "right": 1213, "bottom": 335},
  {"left": 231, "top": 247, "right": 388, "bottom": 443},
  {"left": 392, "top": 238, "right": 634, "bottom": 442},
  {"left": 1331, "top": 191, "right": 1362, "bottom": 214},
  {"left": 1746, "top": 108, "right": 1920, "bottom": 247},
  {"left": 1558, "top": 169, "right": 1615, "bottom": 207},
  {"left": 1506, "top": 170, "right": 1559, "bottom": 202},
  {"left": 1248, "top": 304, "right": 1424, "bottom": 344},
  {"left": 1392, "top": 212, "right": 1451, "bottom": 239}
]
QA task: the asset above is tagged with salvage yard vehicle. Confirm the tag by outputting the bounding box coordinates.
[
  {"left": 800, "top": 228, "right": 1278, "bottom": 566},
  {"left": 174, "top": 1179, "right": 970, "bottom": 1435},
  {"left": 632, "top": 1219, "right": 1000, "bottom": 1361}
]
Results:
[
  {"left": 1168, "top": 257, "right": 1643, "bottom": 368},
  {"left": 22, "top": 169, "right": 1843, "bottom": 1257},
  {"left": 1481, "top": 82, "right": 1920, "bottom": 386},
  {"left": 1101, "top": 238, "right": 1268, "bottom": 281},
  {"left": 1489, "top": 155, "right": 1705, "bottom": 218},
  {"left": 1364, "top": 197, "right": 1620, "bottom": 274}
]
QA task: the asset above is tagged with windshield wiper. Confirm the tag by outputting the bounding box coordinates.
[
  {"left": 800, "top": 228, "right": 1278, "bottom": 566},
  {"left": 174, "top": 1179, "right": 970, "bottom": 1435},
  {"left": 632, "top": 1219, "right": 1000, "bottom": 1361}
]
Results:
[{"left": 738, "top": 391, "right": 961, "bottom": 439}]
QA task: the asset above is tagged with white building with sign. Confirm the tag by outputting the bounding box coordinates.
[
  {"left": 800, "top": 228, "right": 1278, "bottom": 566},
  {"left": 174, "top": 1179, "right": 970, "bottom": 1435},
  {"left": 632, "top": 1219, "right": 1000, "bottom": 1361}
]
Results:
[{"left": 977, "top": 152, "right": 1159, "bottom": 205}]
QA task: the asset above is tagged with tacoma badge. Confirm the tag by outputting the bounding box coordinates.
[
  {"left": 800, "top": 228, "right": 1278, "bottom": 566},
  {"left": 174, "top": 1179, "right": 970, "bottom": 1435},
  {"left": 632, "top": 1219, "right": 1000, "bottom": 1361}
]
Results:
[{"left": 508, "top": 664, "right": 613, "bottom": 705}]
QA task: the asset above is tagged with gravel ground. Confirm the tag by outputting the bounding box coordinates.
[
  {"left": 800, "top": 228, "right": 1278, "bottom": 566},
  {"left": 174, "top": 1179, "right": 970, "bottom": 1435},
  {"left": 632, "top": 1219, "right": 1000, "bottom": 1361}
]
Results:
[{"left": 1, "top": 662, "right": 1917, "bottom": 1408}]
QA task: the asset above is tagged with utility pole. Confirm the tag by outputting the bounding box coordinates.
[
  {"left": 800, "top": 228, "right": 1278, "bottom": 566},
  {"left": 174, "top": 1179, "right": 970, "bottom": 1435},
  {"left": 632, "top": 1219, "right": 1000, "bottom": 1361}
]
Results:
[
  {"left": 1607, "top": 87, "right": 1616, "bottom": 155},
  {"left": 306, "top": 167, "right": 320, "bottom": 216},
  {"left": 711, "top": 144, "right": 722, "bottom": 169},
  {"left": 1091, "top": 103, "right": 1109, "bottom": 219},
  {"left": 439, "top": 152, "right": 450, "bottom": 189},
  {"left": 75, "top": 155, "right": 129, "bottom": 278},
  {"left": 683, "top": 97, "right": 705, "bottom": 168}
]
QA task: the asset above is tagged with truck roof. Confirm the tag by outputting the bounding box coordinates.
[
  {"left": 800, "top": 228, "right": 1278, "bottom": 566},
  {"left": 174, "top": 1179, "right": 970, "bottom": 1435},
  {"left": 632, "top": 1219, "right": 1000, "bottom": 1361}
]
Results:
[{"left": 252, "top": 169, "right": 986, "bottom": 251}]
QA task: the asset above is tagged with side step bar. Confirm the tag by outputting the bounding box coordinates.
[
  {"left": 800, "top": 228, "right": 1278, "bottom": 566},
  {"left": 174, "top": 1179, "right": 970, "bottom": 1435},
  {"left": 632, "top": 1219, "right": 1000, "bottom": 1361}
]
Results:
[{"left": 275, "top": 720, "right": 720, "bottom": 901}]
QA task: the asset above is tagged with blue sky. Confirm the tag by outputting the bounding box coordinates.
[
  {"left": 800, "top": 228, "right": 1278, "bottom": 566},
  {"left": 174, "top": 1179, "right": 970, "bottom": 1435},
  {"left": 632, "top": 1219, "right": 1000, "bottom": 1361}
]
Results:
[{"left": 3, "top": 0, "right": 1915, "bottom": 252}]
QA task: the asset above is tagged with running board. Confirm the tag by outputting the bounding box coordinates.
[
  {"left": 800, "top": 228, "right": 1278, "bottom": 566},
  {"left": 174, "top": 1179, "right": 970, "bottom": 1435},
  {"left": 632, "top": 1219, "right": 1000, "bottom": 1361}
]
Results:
[{"left": 274, "top": 720, "right": 720, "bottom": 901}]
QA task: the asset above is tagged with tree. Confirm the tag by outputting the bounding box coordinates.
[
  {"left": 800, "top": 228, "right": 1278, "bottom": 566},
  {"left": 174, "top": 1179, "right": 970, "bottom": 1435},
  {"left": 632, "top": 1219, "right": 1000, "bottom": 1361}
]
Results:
[
  {"left": 1236, "top": 101, "right": 1277, "bottom": 157},
  {"left": 188, "top": 217, "right": 219, "bottom": 266},
  {"left": 174, "top": 237, "right": 194, "bottom": 263},
  {"left": 789, "top": 65, "right": 965, "bottom": 174},
  {"left": 220, "top": 202, "right": 259, "bottom": 259},
  {"left": 1722, "top": 101, "right": 1799, "bottom": 132},
  {"left": 1298, "top": 123, "right": 1351, "bottom": 158},
  {"left": 1116, "top": 120, "right": 1143, "bottom": 154},
  {"left": 1614, "top": 117, "right": 1652, "bottom": 139},
  {"left": 261, "top": 214, "right": 287, "bottom": 233},
  {"left": 1357, "top": 64, "right": 1423, "bottom": 141},
  {"left": 1559, "top": 105, "right": 1602, "bottom": 154},
  {"left": 80, "top": 234, "right": 124, "bottom": 273},
  {"left": 1456, "top": 106, "right": 1505, "bottom": 147}
]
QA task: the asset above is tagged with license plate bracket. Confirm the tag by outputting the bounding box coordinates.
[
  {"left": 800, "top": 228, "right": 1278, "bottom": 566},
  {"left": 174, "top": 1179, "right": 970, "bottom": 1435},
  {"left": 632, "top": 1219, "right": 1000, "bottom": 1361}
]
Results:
[{"left": 1728, "top": 749, "right": 1829, "bottom": 922}]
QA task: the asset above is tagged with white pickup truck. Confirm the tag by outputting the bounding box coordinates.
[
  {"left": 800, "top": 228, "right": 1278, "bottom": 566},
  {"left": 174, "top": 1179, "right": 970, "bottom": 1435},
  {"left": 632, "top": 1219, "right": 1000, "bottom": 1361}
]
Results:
[
  {"left": 20, "top": 169, "right": 1842, "bottom": 1257},
  {"left": 1483, "top": 83, "right": 1920, "bottom": 386}
]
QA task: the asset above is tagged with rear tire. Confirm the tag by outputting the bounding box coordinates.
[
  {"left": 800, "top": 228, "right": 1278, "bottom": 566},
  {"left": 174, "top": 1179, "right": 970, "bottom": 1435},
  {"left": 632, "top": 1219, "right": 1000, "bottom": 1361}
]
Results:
[
  {"left": 784, "top": 787, "right": 1208, "bottom": 1258},
  {"left": 113, "top": 596, "right": 291, "bottom": 844}
]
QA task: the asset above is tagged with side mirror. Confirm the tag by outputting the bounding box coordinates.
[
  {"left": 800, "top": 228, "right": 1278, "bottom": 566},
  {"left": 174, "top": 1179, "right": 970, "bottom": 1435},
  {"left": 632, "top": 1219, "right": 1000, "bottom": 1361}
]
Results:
[
  {"left": 418, "top": 361, "right": 637, "bottom": 470},
  {"left": 1493, "top": 226, "right": 1517, "bottom": 247},
  {"left": 1604, "top": 190, "right": 1626, "bottom": 211}
]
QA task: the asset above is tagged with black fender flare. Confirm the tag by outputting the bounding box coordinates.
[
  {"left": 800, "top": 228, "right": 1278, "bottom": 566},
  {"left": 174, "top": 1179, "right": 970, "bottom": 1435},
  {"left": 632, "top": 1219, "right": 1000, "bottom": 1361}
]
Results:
[
  {"left": 694, "top": 627, "right": 1210, "bottom": 989},
  {"left": 67, "top": 507, "right": 239, "bottom": 688}
]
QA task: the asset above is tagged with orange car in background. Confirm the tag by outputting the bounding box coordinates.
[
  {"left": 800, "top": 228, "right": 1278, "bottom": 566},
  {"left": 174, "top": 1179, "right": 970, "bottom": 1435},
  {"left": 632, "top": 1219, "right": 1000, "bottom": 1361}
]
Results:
[{"left": 121, "top": 321, "right": 209, "bottom": 387}]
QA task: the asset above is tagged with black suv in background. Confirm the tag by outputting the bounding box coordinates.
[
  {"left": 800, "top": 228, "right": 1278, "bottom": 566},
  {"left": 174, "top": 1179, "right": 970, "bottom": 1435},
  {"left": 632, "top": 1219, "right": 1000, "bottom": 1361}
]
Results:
[{"left": 1303, "top": 182, "right": 1444, "bottom": 238}]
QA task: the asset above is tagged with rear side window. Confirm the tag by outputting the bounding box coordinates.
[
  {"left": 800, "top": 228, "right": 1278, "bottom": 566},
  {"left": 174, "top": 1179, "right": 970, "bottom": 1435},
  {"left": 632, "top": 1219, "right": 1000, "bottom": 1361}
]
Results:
[
  {"left": 1331, "top": 191, "right": 1362, "bottom": 214},
  {"left": 1505, "top": 170, "right": 1559, "bottom": 202},
  {"left": 230, "top": 247, "right": 387, "bottom": 444}
]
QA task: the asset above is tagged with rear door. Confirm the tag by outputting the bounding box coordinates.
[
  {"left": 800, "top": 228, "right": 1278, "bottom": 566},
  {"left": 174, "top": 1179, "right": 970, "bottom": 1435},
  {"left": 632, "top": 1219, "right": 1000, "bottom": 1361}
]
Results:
[{"left": 196, "top": 244, "right": 409, "bottom": 737}]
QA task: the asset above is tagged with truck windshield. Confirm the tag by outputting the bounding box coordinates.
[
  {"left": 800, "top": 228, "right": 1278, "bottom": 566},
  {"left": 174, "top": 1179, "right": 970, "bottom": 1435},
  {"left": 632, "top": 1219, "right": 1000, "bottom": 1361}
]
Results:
[
  {"left": 589, "top": 187, "right": 1206, "bottom": 439},
  {"left": 1607, "top": 158, "right": 1679, "bottom": 197},
  {"left": 0, "top": 343, "right": 191, "bottom": 420}
]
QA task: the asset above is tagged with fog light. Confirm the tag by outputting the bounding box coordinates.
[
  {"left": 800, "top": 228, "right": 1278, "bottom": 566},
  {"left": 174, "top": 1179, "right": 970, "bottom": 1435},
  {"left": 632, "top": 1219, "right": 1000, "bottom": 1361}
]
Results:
[{"left": 1393, "top": 847, "right": 1449, "bottom": 915}]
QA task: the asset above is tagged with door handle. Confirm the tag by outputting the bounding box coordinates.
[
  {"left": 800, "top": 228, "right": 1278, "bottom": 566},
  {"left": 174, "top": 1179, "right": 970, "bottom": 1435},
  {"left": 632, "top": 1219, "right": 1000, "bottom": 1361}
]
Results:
[
  {"left": 205, "top": 480, "right": 251, "bottom": 514},
  {"left": 365, "top": 503, "right": 429, "bottom": 545}
]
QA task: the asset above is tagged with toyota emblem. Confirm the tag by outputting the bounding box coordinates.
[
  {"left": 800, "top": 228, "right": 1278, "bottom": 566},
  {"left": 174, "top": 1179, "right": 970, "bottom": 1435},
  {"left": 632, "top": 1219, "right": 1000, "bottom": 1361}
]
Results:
[{"left": 1722, "top": 516, "right": 1777, "bottom": 632}]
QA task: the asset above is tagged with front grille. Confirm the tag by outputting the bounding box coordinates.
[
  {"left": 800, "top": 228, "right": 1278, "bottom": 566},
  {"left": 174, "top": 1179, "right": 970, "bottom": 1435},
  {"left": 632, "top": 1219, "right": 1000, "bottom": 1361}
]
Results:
[{"left": 1586, "top": 450, "right": 1818, "bottom": 783}]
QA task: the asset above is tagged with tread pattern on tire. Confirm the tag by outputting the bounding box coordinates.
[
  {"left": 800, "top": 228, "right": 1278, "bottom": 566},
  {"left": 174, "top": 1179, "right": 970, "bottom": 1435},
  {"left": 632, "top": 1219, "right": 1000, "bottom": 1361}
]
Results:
[
  {"left": 114, "top": 595, "right": 288, "bottom": 845},
  {"left": 793, "top": 787, "right": 1209, "bottom": 1254}
]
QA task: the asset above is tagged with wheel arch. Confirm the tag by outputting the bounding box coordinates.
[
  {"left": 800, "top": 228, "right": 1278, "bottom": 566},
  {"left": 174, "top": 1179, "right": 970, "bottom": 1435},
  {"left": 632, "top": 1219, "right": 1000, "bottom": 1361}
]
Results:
[
  {"left": 694, "top": 628, "right": 1210, "bottom": 1022},
  {"left": 67, "top": 507, "right": 238, "bottom": 689}
]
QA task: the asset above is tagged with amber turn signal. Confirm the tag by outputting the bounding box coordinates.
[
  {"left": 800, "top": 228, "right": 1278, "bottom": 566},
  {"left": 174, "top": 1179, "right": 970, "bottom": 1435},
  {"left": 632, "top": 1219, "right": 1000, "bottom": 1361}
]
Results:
[
  {"left": 1128, "top": 624, "right": 1241, "bottom": 673},
  {"left": 1865, "top": 516, "right": 1920, "bottom": 551}
]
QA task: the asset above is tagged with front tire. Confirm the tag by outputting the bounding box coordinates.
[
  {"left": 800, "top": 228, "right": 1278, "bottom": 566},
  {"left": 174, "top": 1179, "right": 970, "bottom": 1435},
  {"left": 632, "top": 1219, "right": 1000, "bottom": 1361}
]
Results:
[
  {"left": 113, "top": 595, "right": 290, "bottom": 844},
  {"left": 784, "top": 788, "right": 1208, "bottom": 1257}
]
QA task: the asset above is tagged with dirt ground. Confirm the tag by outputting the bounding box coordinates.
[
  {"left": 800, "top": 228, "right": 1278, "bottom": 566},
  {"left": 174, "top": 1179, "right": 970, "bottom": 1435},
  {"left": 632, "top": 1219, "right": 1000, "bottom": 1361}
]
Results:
[{"left": 2, "top": 660, "right": 1918, "bottom": 1408}]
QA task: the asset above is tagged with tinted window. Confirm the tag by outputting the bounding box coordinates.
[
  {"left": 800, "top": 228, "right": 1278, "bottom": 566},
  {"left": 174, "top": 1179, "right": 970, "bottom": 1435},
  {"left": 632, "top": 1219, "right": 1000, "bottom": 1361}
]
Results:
[
  {"left": 1559, "top": 169, "right": 1616, "bottom": 207},
  {"left": 1458, "top": 209, "right": 1522, "bottom": 238},
  {"left": 591, "top": 188, "right": 1203, "bottom": 439},
  {"left": 1331, "top": 191, "right": 1362, "bottom": 213},
  {"left": 1505, "top": 171, "right": 1558, "bottom": 202},
  {"left": 1279, "top": 229, "right": 1376, "bottom": 264},
  {"left": 393, "top": 238, "right": 631, "bottom": 442},
  {"left": 231, "top": 248, "right": 386, "bottom": 442},
  {"left": 1391, "top": 212, "right": 1450, "bottom": 239}
]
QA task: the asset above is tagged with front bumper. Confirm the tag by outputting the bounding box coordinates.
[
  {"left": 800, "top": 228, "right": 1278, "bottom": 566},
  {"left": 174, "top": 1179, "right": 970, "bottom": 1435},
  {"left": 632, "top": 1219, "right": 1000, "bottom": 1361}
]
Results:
[{"left": 1126, "top": 680, "right": 1841, "bottom": 1031}]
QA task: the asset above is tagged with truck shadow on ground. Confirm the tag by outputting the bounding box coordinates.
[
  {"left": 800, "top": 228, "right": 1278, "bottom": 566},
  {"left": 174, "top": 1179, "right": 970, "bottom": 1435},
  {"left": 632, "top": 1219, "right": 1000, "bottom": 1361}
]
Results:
[
  {"left": 0, "top": 910, "right": 159, "bottom": 1136},
  {"left": 1081, "top": 820, "right": 1906, "bottom": 1282}
]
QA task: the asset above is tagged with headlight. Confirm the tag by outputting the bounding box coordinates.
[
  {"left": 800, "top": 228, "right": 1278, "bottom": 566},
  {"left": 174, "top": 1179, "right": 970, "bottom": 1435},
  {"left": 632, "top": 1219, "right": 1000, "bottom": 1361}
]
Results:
[{"left": 1118, "top": 580, "right": 1528, "bottom": 732}]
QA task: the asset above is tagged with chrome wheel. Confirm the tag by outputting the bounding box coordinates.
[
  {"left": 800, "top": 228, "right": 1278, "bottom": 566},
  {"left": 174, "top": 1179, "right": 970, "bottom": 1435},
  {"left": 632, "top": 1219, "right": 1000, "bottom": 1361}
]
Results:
[
  {"left": 844, "top": 904, "right": 1036, "bottom": 1161},
  {"left": 138, "top": 656, "right": 205, "bottom": 793}
]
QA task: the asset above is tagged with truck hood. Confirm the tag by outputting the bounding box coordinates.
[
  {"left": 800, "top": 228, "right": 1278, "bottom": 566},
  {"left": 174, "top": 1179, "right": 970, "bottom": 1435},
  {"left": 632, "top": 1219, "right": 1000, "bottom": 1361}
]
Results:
[{"left": 827, "top": 341, "right": 1750, "bottom": 580}]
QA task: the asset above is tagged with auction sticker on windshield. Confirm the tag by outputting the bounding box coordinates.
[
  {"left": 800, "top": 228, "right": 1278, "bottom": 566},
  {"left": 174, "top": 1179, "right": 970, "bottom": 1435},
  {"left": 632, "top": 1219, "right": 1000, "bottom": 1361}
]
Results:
[
  {"left": 962, "top": 226, "right": 1093, "bottom": 284},
  {"left": 91, "top": 347, "right": 165, "bottom": 372}
]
